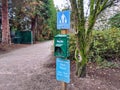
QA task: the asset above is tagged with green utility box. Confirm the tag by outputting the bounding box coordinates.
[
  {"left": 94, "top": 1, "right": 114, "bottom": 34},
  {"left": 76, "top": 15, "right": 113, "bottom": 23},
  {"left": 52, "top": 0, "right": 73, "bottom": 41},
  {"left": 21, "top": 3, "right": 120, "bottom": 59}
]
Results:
[
  {"left": 54, "top": 34, "right": 69, "bottom": 58},
  {"left": 13, "top": 31, "right": 21, "bottom": 44},
  {"left": 13, "top": 31, "right": 33, "bottom": 44},
  {"left": 21, "top": 31, "right": 33, "bottom": 44}
]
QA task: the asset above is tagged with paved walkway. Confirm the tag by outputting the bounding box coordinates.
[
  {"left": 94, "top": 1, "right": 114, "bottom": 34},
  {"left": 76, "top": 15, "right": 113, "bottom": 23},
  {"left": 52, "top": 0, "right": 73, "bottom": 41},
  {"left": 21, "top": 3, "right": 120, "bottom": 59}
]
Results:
[{"left": 0, "top": 41, "right": 59, "bottom": 90}]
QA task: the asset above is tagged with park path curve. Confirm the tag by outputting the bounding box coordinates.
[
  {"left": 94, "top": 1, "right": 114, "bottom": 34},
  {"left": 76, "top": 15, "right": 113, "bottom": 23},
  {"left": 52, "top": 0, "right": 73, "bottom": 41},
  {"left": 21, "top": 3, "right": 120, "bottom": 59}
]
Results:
[{"left": 0, "top": 41, "right": 60, "bottom": 90}]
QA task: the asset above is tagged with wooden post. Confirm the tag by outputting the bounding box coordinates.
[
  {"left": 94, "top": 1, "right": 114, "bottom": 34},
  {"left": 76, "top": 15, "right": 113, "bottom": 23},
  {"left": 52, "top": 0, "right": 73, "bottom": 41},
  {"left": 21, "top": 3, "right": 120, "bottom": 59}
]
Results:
[
  {"left": 62, "top": 82, "right": 67, "bottom": 90},
  {"left": 61, "top": 30, "right": 68, "bottom": 34},
  {"left": 61, "top": 29, "right": 68, "bottom": 90}
]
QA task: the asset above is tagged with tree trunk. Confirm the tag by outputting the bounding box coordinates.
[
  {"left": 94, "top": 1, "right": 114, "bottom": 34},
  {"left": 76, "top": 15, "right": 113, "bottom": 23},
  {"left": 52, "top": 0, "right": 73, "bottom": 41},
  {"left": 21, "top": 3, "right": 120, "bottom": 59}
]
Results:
[
  {"left": 31, "top": 15, "right": 37, "bottom": 43},
  {"left": 70, "top": 0, "right": 115, "bottom": 78},
  {"left": 2, "top": 0, "right": 11, "bottom": 45},
  {"left": 76, "top": 59, "right": 87, "bottom": 78},
  {"left": 75, "top": 49, "right": 87, "bottom": 78},
  {"left": 75, "top": 32, "right": 87, "bottom": 78}
]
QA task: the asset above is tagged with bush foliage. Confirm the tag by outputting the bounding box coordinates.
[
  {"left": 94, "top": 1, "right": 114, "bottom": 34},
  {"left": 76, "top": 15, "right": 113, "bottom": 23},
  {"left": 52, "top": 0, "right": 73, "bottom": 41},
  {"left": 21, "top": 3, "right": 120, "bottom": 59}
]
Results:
[{"left": 69, "top": 28, "right": 120, "bottom": 63}]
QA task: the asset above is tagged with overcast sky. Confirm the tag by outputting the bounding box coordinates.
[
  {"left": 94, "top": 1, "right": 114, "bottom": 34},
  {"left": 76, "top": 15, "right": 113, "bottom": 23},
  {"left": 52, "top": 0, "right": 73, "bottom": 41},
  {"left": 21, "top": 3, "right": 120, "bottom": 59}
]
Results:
[
  {"left": 53, "top": 0, "right": 70, "bottom": 10},
  {"left": 53, "top": 0, "right": 89, "bottom": 15},
  {"left": 53, "top": 0, "right": 65, "bottom": 6}
]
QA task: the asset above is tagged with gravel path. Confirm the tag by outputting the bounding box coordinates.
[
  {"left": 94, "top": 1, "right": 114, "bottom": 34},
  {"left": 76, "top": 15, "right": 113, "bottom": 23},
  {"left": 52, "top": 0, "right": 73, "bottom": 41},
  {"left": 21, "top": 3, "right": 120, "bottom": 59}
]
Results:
[
  {"left": 0, "top": 41, "right": 60, "bottom": 90},
  {"left": 1, "top": 41, "right": 119, "bottom": 90}
]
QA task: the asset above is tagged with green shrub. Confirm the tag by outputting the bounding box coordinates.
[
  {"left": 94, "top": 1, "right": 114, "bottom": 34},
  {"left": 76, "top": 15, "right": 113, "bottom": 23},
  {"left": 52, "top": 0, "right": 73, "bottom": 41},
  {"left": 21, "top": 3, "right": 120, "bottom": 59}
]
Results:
[
  {"left": 69, "top": 28, "right": 120, "bottom": 65},
  {"left": 99, "top": 61, "right": 120, "bottom": 68},
  {"left": 89, "top": 28, "right": 120, "bottom": 63}
]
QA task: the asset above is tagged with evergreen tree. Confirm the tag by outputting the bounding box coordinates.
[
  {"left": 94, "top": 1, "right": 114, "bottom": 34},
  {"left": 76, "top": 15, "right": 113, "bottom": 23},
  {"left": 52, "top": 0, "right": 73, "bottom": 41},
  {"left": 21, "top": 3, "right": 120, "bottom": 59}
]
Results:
[
  {"left": 11, "top": 0, "right": 57, "bottom": 41},
  {"left": 2, "top": 0, "right": 11, "bottom": 44},
  {"left": 48, "top": 0, "right": 58, "bottom": 38}
]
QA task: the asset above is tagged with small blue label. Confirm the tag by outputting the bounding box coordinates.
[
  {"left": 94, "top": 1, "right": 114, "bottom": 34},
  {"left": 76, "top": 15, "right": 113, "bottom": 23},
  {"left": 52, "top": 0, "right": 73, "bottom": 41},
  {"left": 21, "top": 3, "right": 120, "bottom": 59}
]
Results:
[
  {"left": 56, "top": 58, "right": 70, "bottom": 83},
  {"left": 57, "top": 10, "right": 70, "bottom": 29}
]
